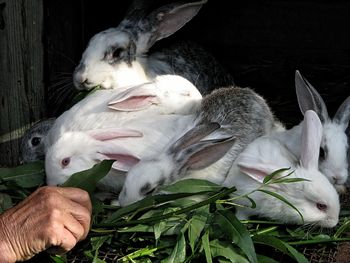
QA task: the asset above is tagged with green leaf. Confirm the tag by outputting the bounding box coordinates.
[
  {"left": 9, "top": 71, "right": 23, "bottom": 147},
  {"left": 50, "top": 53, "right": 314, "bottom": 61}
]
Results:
[
  {"left": 253, "top": 235, "right": 309, "bottom": 263},
  {"left": 0, "top": 193, "right": 13, "bottom": 213},
  {"left": 118, "top": 224, "right": 154, "bottom": 233},
  {"left": 271, "top": 178, "right": 309, "bottom": 184},
  {"left": 162, "top": 233, "right": 186, "bottom": 263},
  {"left": 50, "top": 255, "right": 67, "bottom": 263},
  {"left": 0, "top": 161, "right": 45, "bottom": 188},
  {"left": 160, "top": 179, "right": 223, "bottom": 193},
  {"left": 256, "top": 254, "right": 280, "bottom": 263},
  {"left": 84, "top": 251, "right": 107, "bottom": 263},
  {"left": 102, "top": 187, "right": 237, "bottom": 227},
  {"left": 61, "top": 160, "right": 114, "bottom": 195},
  {"left": 90, "top": 235, "right": 112, "bottom": 251},
  {"left": 214, "top": 210, "right": 257, "bottom": 263},
  {"left": 334, "top": 218, "right": 350, "bottom": 238},
  {"left": 188, "top": 205, "right": 209, "bottom": 253},
  {"left": 258, "top": 189, "right": 304, "bottom": 223},
  {"left": 201, "top": 230, "right": 212, "bottom": 263},
  {"left": 209, "top": 239, "right": 249, "bottom": 263},
  {"left": 154, "top": 220, "right": 168, "bottom": 242},
  {"left": 102, "top": 192, "right": 198, "bottom": 225},
  {"left": 119, "top": 246, "right": 158, "bottom": 262},
  {"left": 243, "top": 195, "right": 256, "bottom": 209},
  {"left": 262, "top": 168, "right": 291, "bottom": 184}
]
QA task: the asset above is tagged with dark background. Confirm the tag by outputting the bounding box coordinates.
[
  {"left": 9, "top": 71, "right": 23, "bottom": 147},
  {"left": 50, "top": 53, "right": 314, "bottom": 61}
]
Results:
[
  {"left": 45, "top": 0, "right": 350, "bottom": 124},
  {"left": 1, "top": 0, "right": 350, "bottom": 166}
]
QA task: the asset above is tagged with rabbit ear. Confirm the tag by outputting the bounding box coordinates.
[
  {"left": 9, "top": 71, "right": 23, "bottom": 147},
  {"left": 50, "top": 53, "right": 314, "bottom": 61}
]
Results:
[
  {"left": 170, "top": 122, "right": 221, "bottom": 153},
  {"left": 94, "top": 142, "right": 141, "bottom": 172},
  {"left": 111, "top": 154, "right": 140, "bottom": 172},
  {"left": 300, "top": 110, "right": 323, "bottom": 169},
  {"left": 108, "top": 83, "right": 160, "bottom": 111},
  {"left": 87, "top": 128, "right": 143, "bottom": 141},
  {"left": 333, "top": 96, "right": 350, "bottom": 129},
  {"left": 295, "top": 70, "right": 329, "bottom": 123},
  {"left": 174, "top": 136, "right": 236, "bottom": 171},
  {"left": 97, "top": 152, "right": 140, "bottom": 172},
  {"left": 237, "top": 154, "right": 286, "bottom": 184},
  {"left": 142, "top": 0, "right": 206, "bottom": 48}
]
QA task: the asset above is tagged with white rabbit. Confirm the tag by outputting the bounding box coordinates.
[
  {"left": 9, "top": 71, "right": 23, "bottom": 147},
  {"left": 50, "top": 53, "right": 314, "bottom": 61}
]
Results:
[
  {"left": 45, "top": 75, "right": 202, "bottom": 148},
  {"left": 222, "top": 110, "right": 340, "bottom": 228},
  {"left": 273, "top": 70, "right": 350, "bottom": 192},
  {"left": 45, "top": 114, "right": 196, "bottom": 193},
  {"left": 45, "top": 75, "right": 202, "bottom": 191},
  {"left": 119, "top": 86, "right": 279, "bottom": 206},
  {"left": 73, "top": 0, "right": 234, "bottom": 95}
]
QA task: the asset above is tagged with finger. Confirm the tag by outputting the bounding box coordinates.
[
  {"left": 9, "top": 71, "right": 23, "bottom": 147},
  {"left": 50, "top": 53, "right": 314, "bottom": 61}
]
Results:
[
  {"left": 56, "top": 187, "right": 92, "bottom": 213},
  {"left": 58, "top": 197, "right": 92, "bottom": 239},
  {"left": 56, "top": 228, "right": 78, "bottom": 253},
  {"left": 60, "top": 211, "right": 86, "bottom": 242}
]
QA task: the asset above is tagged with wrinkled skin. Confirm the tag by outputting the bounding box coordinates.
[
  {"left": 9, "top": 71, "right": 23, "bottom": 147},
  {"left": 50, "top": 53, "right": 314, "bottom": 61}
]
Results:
[{"left": 0, "top": 187, "right": 92, "bottom": 262}]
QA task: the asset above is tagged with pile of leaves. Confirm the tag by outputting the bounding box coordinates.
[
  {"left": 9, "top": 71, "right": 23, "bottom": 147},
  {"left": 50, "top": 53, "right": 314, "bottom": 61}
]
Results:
[{"left": 1, "top": 161, "right": 350, "bottom": 263}]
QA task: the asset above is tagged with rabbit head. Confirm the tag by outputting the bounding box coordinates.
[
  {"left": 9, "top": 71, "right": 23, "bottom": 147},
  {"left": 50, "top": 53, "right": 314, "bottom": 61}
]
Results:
[
  {"left": 118, "top": 122, "right": 236, "bottom": 206},
  {"left": 73, "top": 0, "right": 206, "bottom": 90},
  {"left": 20, "top": 118, "right": 56, "bottom": 163},
  {"left": 229, "top": 110, "right": 340, "bottom": 228},
  {"left": 45, "top": 128, "right": 142, "bottom": 186},
  {"left": 295, "top": 70, "right": 350, "bottom": 192}
]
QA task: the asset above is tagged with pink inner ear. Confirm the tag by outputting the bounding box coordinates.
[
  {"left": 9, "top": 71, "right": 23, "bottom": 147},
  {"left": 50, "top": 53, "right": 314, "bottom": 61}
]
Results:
[
  {"left": 238, "top": 165, "right": 268, "bottom": 183},
  {"left": 88, "top": 128, "right": 143, "bottom": 141},
  {"left": 103, "top": 154, "right": 140, "bottom": 172},
  {"left": 108, "top": 95, "right": 159, "bottom": 111}
]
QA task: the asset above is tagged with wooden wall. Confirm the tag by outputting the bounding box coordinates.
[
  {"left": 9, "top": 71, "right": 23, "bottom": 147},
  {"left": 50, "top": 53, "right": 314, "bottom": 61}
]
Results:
[
  {"left": 0, "top": 0, "right": 349, "bottom": 166},
  {"left": 0, "top": 0, "right": 45, "bottom": 166}
]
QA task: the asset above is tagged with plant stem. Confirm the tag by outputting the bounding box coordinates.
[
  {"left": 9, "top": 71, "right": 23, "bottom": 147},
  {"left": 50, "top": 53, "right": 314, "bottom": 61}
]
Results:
[
  {"left": 96, "top": 187, "right": 236, "bottom": 228},
  {"left": 288, "top": 237, "right": 350, "bottom": 245}
]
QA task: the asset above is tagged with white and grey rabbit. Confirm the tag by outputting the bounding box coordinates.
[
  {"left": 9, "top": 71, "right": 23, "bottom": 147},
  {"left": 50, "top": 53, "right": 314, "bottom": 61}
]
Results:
[
  {"left": 119, "top": 85, "right": 280, "bottom": 205},
  {"left": 273, "top": 71, "right": 350, "bottom": 192},
  {"left": 120, "top": 110, "right": 340, "bottom": 228},
  {"left": 73, "top": 0, "right": 234, "bottom": 95},
  {"left": 19, "top": 118, "right": 56, "bottom": 164}
]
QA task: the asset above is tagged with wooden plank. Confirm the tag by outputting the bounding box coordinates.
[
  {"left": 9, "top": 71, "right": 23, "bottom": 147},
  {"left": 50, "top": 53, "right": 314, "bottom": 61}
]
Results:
[{"left": 0, "top": 0, "right": 45, "bottom": 166}]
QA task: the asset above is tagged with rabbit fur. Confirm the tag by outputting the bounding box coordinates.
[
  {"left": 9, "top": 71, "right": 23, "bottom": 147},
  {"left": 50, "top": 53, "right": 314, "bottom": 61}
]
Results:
[
  {"left": 45, "top": 75, "right": 202, "bottom": 191},
  {"left": 45, "top": 114, "right": 196, "bottom": 193},
  {"left": 73, "top": 0, "right": 234, "bottom": 95},
  {"left": 45, "top": 75, "right": 202, "bottom": 148},
  {"left": 119, "top": 86, "right": 280, "bottom": 206},
  {"left": 19, "top": 118, "right": 56, "bottom": 164},
  {"left": 119, "top": 109, "right": 339, "bottom": 227},
  {"left": 222, "top": 110, "right": 340, "bottom": 228},
  {"left": 273, "top": 71, "right": 350, "bottom": 192}
]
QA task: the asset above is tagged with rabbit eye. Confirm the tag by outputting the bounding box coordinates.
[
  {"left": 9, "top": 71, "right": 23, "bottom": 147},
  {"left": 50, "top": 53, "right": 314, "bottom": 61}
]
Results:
[
  {"left": 61, "top": 157, "right": 71, "bottom": 167},
  {"left": 112, "top": 47, "right": 124, "bottom": 59},
  {"left": 316, "top": 203, "right": 327, "bottom": 211},
  {"left": 319, "top": 147, "right": 326, "bottom": 160},
  {"left": 31, "top": 137, "right": 41, "bottom": 147}
]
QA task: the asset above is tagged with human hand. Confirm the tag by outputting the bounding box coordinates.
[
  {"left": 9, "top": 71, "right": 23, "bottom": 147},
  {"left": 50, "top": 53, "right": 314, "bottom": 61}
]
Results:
[{"left": 0, "top": 186, "right": 92, "bottom": 262}]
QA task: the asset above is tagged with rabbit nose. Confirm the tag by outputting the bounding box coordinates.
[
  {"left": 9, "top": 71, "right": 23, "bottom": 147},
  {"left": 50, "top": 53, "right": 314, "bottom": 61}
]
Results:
[{"left": 73, "top": 64, "right": 88, "bottom": 86}]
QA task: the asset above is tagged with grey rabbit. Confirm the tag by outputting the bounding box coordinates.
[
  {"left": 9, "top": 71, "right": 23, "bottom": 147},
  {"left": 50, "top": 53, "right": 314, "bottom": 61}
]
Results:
[
  {"left": 119, "top": 85, "right": 280, "bottom": 206},
  {"left": 19, "top": 118, "right": 56, "bottom": 164}
]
